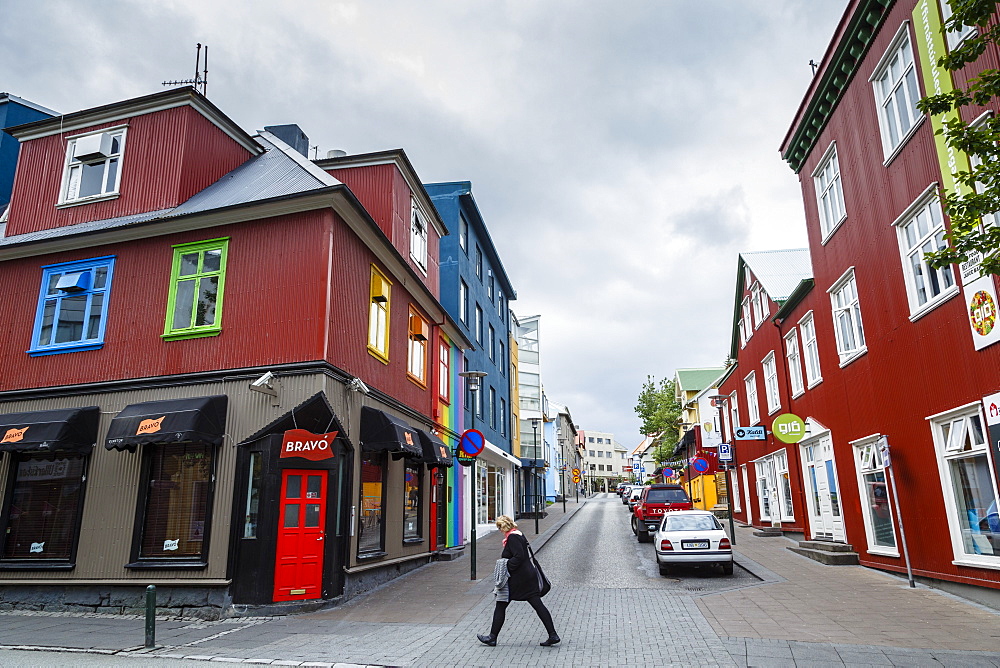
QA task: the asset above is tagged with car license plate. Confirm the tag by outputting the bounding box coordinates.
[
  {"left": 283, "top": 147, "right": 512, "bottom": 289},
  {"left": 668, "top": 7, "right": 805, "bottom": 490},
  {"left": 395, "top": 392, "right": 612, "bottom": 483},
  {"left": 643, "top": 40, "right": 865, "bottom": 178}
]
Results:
[{"left": 682, "top": 540, "right": 709, "bottom": 549}]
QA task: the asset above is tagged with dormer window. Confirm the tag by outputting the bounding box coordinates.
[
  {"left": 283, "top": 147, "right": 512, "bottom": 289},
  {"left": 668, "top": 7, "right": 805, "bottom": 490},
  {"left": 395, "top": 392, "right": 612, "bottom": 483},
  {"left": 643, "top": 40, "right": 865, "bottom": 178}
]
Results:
[
  {"left": 410, "top": 199, "right": 428, "bottom": 272},
  {"left": 60, "top": 127, "right": 127, "bottom": 205}
]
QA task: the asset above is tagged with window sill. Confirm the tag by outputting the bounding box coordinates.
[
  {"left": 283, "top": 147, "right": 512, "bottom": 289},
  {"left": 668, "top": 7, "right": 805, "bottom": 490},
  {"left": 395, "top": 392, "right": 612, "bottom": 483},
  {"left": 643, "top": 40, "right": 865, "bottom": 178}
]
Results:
[
  {"left": 790, "top": 389, "right": 805, "bottom": 400},
  {"left": 28, "top": 342, "right": 104, "bottom": 357},
  {"left": 162, "top": 328, "right": 222, "bottom": 341},
  {"left": 357, "top": 551, "right": 387, "bottom": 562},
  {"left": 767, "top": 405, "right": 782, "bottom": 417},
  {"left": 0, "top": 561, "right": 75, "bottom": 570},
  {"left": 407, "top": 373, "right": 428, "bottom": 389},
  {"left": 56, "top": 192, "right": 120, "bottom": 209},
  {"left": 837, "top": 347, "right": 868, "bottom": 369},
  {"left": 867, "top": 547, "right": 900, "bottom": 558},
  {"left": 806, "top": 378, "right": 823, "bottom": 390},
  {"left": 124, "top": 561, "right": 208, "bottom": 570},
  {"left": 882, "top": 115, "right": 926, "bottom": 168},
  {"left": 952, "top": 558, "right": 1000, "bottom": 571},
  {"left": 820, "top": 215, "right": 848, "bottom": 245},
  {"left": 367, "top": 346, "right": 390, "bottom": 365},
  {"left": 402, "top": 537, "right": 424, "bottom": 545},
  {"left": 908, "top": 286, "right": 960, "bottom": 323}
]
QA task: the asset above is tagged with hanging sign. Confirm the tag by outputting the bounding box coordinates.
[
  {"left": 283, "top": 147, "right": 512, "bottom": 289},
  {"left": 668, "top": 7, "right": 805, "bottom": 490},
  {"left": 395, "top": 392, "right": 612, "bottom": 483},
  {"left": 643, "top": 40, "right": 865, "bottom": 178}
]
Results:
[
  {"left": 965, "top": 275, "right": 1000, "bottom": 350},
  {"left": 280, "top": 429, "right": 338, "bottom": 461},
  {"left": 719, "top": 443, "right": 734, "bottom": 462},
  {"left": 772, "top": 414, "right": 807, "bottom": 444},
  {"left": 734, "top": 426, "right": 766, "bottom": 441}
]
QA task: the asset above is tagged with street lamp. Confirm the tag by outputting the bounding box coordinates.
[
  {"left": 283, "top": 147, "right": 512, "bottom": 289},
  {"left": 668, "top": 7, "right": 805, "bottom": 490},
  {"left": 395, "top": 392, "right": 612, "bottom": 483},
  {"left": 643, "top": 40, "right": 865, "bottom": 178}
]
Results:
[
  {"left": 531, "top": 417, "right": 540, "bottom": 535},
  {"left": 460, "top": 370, "right": 488, "bottom": 581},
  {"left": 709, "top": 394, "right": 736, "bottom": 546}
]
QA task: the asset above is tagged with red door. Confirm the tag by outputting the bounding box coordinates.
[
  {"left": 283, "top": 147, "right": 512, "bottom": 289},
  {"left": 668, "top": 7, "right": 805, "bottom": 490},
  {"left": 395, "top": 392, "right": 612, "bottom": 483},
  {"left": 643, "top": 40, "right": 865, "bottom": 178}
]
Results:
[{"left": 273, "top": 470, "right": 326, "bottom": 602}]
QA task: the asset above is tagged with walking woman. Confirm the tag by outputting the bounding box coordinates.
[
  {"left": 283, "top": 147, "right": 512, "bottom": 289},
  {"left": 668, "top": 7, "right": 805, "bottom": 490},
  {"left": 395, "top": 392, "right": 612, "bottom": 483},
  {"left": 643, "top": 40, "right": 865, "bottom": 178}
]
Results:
[{"left": 477, "top": 515, "right": 559, "bottom": 647}]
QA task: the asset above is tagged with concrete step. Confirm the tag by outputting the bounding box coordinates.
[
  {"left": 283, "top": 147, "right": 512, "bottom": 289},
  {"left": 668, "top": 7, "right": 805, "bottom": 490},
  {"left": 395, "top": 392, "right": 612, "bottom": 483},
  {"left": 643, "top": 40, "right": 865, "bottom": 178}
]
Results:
[
  {"left": 752, "top": 527, "right": 784, "bottom": 537},
  {"left": 798, "top": 540, "right": 856, "bottom": 552},
  {"left": 787, "top": 545, "right": 860, "bottom": 565}
]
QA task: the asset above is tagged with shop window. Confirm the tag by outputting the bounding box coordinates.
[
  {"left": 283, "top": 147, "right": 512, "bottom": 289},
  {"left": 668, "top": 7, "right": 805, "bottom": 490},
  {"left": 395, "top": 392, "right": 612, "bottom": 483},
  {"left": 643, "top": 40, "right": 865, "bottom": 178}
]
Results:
[
  {"left": 133, "top": 443, "right": 214, "bottom": 563},
  {"left": 163, "top": 238, "right": 229, "bottom": 340},
  {"left": 932, "top": 404, "right": 1000, "bottom": 565},
  {"left": 59, "top": 127, "right": 126, "bottom": 205},
  {"left": 754, "top": 450, "right": 794, "bottom": 523},
  {"left": 407, "top": 309, "right": 428, "bottom": 385},
  {"left": 853, "top": 437, "right": 897, "bottom": 554},
  {"left": 754, "top": 460, "right": 772, "bottom": 521},
  {"left": 368, "top": 266, "right": 391, "bottom": 361},
  {"left": 243, "top": 452, "right": 262, "bottom": 539},
  {"left": 403, "top": 460, "right": 422, "bottom": 541},
  {"left": 29, "top": 256, "right": 115, "bottom": 356},
  {"left": 1, "top": 454, "right": 87, "bottom": 563},
  {"left": 358, "top": 451, "right": 386, "bottom": 555}
]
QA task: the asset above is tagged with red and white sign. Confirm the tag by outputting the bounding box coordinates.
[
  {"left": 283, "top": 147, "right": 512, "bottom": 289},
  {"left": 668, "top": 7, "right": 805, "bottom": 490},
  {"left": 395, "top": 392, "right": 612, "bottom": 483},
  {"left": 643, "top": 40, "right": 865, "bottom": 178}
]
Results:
[{"left": 280, "top": 429, "right": 338, "bottom": 461}]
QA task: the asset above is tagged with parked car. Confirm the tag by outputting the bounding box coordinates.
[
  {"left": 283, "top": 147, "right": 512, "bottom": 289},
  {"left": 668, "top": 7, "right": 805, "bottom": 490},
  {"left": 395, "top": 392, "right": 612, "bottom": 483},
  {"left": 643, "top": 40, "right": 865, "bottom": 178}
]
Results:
[
  {"left": 621, "top": 484, "right": 636, "bottom": 505},
  {"left": 616, "top": 482, "right": 628, "bottom": 497},
  {"left": 626, "top": 485, "right": 645, "bottom": 512},
  {"left": 631, "top": 483, "right": 693, "bottom": 542},
  {"left": 654, "top": 510, "right": 733, "bottom": 576}
]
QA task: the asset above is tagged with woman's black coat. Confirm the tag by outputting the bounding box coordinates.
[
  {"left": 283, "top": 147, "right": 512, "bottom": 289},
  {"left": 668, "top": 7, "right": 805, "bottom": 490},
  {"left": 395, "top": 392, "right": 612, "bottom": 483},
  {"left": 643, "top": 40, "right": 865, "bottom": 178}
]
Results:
[{"left": 501, "top": 532, "right": 540, "bottom": 601}]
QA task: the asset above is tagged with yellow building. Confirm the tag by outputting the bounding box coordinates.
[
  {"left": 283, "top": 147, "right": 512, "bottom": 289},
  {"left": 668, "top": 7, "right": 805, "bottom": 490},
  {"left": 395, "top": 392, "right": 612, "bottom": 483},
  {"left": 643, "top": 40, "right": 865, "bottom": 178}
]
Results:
[{"left": 674, "top": 367, "right": 726, "bottom": 511}]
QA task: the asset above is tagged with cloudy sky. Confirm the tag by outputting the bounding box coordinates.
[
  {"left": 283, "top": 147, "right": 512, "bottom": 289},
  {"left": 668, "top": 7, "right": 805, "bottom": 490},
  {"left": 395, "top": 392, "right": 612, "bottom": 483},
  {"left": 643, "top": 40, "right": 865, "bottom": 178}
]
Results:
[{"left": 1, "top": 0, "right": 846, "bottom": 447}]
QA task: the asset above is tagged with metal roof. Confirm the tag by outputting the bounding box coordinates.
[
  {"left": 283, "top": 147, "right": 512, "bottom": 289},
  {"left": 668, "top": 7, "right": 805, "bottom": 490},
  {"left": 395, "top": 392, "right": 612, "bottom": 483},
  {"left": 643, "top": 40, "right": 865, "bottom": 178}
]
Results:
[
  {"left": 0, "top": 134, "right": 337, "bottom": 248},
  {"left": 675, "top": 367, "right": 726, "bottom": 393},
  {"left": 741, "top": 248, "right": 812, "bottom": 302}
]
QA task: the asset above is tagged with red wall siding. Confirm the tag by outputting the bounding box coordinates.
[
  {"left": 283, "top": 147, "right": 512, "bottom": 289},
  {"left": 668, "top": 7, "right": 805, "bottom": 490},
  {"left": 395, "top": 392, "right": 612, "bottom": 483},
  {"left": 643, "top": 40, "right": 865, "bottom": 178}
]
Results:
[
  {"left": 6, "top": 106, "right": 251, "bottom": 236},
  {"left": 326, "top": 164, "right": 396, "bottom": 243},
  {"left": 0, "top": 211, "right": 331, "bottom": 389},
  {"left": 749, "top": 0, "right": 1000, "bottom": 588}
]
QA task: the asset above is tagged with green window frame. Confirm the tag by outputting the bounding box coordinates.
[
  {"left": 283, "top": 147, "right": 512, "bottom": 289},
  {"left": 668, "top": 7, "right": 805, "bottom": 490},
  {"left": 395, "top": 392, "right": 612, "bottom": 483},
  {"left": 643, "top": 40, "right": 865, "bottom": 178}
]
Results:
[{"left": 163, "top": 238, "right": 229, "bottom": 340}]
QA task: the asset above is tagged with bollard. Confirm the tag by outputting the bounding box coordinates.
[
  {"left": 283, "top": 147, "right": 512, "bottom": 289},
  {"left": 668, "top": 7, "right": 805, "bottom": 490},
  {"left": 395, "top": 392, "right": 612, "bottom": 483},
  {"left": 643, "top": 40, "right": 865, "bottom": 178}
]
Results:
[{"left": 145, "top": 584, "right": 156, "bottom": 648}]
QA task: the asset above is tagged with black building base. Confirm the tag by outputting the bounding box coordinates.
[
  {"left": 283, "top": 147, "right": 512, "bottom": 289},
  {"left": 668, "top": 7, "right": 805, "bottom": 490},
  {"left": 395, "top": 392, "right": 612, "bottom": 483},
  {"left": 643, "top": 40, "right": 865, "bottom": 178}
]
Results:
[{"left": 0, "top": 584, "right": 232, "bottom": 620}]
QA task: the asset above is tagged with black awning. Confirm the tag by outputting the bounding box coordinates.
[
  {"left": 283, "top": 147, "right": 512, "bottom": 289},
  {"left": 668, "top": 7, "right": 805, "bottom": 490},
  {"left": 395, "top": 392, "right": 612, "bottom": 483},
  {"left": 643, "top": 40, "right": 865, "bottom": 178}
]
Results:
[
  {"left": 417, "top": 430, "right": 454, "bottom": 468},
  {"left": 0, "top": 406, "right": 100, "bottom": 455},
  {"left": 105, "top": 395, "right": 228, "bottom": 452},
  {"left": 360, "top": 406, "right": 422, "bottom": 458},
  {"left": 519, "top": 457, "right": 546, "bottom": 469}
]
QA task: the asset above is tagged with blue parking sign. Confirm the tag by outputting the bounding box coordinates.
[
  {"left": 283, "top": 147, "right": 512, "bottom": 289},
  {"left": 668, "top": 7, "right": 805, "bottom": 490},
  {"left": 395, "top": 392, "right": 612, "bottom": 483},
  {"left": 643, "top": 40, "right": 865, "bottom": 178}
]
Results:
[{"left": 719, "top": 443, "right": 733, "bottom": 462}]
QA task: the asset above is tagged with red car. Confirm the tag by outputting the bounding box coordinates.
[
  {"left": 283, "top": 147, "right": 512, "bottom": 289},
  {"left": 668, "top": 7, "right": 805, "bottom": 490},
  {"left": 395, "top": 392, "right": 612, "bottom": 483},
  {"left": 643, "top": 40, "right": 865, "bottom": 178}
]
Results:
[{"left": 632, "top": 484, "right": 693, "bottom": 542}]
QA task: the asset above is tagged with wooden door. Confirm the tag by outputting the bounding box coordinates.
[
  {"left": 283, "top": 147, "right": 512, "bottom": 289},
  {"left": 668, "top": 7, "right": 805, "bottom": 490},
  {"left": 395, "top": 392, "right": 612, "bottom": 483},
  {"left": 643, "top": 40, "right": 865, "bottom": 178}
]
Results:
[{"left": 273, "top": 470, "right": 326, "bottom": 601}]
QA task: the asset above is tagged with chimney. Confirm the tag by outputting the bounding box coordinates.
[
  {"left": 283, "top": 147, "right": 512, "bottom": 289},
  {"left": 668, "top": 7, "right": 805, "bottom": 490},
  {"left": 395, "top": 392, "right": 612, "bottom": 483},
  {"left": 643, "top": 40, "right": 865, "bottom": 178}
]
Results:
[{"left": 264, "top": 124, "right": 309, "bottom": 157}]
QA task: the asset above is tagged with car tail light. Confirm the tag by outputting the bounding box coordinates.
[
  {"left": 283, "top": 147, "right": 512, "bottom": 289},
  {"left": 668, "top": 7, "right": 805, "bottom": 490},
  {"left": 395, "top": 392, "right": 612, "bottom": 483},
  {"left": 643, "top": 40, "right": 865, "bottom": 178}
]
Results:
[
  {"left": 660, "top": 539, "right": 673, "bottom": 551},
  {"left": 719, "top": 538, "right": 731, "bottom": 550}
]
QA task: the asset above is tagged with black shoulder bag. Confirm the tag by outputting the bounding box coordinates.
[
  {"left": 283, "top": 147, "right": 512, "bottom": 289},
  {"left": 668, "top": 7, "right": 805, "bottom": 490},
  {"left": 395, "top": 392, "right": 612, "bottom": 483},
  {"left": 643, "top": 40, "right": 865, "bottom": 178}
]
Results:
[{"left": 526, "top": 541, "right": 552, "bottom": 597}]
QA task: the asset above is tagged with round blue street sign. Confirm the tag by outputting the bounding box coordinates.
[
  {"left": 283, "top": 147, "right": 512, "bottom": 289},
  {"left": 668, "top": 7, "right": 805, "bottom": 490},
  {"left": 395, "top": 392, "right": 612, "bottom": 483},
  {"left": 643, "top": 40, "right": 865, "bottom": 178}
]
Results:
[{"left": 459, "top": 429, "right": 485, "bottom": 457}]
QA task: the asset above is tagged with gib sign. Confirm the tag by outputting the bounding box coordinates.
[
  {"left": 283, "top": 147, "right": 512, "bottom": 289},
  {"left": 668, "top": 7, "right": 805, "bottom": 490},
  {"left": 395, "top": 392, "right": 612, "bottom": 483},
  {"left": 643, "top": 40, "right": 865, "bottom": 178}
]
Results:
[
  {"left": 772, "top": 414, "right": 807, "bottom": 444},
  {"left": 280, "top": 429, "right": 338, "bottom": 461}
]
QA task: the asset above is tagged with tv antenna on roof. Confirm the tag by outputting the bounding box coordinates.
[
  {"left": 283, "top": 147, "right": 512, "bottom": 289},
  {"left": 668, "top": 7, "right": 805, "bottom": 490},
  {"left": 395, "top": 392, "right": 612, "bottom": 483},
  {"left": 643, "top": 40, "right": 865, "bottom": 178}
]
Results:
[{"left": 163, "top": 43, "right": 209, "bottom": 96}]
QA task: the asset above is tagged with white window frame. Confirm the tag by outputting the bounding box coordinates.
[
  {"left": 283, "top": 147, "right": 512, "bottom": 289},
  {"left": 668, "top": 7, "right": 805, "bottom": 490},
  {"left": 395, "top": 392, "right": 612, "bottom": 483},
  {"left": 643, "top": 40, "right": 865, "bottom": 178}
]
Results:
[
  {"left": 762, "top": 352, "right": 780, "bottom": 414},
  {"left": 893, "top": 185, "right": 959, "bottom": 319},
  {"left": 941, "top": 0, "right": 976, "bottom": 51},
  {"left": 850, "top": 434, "right": 899, "bottom": 557},
  {"left": 812, "top": 141, "right": 847, "bottom": 241},
  {"left": 751, "top": 283, "right": 766, "bottom": 329},
  {"left": 754, "top": 459, "right": 773, "bottom": 521},
  {"left": 744, "top": 371, "right": 760, "bottom": 426},
  {"left": 773, "top": 450, "right": 794, "bottom": 521},
  {"left": 784, "top": 329, "right": 804, "bottom": 398},
  {"left": 738, "top": 317, "right": 747, "bottom": 349},
  {"left": 969, "top": 112, "right": 997, "bottom": 230},
  {"left": 828, "top": 267, "right": 867, "bottom": 366},
  {"left": 741, "top": 297, "right": 753, "bottom": 343},
  {"left": 459, "top": 214, "right": 469, "bottom": 253},
  {"left": 728, "top": 392, "right": 739, "bottom": 441},
  {"left": 928, "top": 402, "right": 1000, "bottom": 569},
  {"left": 731, "top": 466, "right": 741, "bottom": 512},
  {"left": 799, "top": 311, "right": 822, "bottom": 388},
  {"left": 459, "top": 280, "right": 468, "bottom": 324},
  {"left": 59, "top": 125, "right": 128, "bottom": 206},
  {"left": 869, "top": 22, "right": 924, "bottom": 162},
  {"left": 409, "top": 200, "right": 428, "bottom": 273}
]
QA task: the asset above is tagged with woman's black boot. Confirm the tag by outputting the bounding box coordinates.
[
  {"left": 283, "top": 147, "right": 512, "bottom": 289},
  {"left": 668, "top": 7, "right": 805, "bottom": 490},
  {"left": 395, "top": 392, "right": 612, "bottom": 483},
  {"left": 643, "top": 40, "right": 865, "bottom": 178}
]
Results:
[
  {"left": 540, "top": 634, "right": 560, "bottom": 646},
  {"left": 477, "top": 634, "right": 497, "bottom": 646}
]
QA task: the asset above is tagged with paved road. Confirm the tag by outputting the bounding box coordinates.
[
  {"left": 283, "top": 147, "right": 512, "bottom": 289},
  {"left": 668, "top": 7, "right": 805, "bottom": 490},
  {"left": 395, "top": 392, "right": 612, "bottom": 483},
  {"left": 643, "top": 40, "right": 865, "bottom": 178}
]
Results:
[{"left": 6, "top": 495, "right": 1000, "bottom": 666}]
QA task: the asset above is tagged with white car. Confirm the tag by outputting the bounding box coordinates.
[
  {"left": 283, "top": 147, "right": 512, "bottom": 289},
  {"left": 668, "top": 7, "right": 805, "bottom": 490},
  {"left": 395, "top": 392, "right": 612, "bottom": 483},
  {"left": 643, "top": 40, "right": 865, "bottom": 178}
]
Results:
[
  {"left": 626, "top": 485, "right": 645, "bottom": 511},
  {"left": 653, "top": 510, "right": 733, "bottom": 576}
]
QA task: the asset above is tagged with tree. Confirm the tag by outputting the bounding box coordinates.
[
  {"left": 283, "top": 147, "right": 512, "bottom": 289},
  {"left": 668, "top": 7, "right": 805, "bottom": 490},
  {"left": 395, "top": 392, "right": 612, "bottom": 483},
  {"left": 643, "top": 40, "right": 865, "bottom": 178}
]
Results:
[
  {"left": 634, "top": 376, "right": 681, "bottom": 465},
  {"left": 916, "top": 0, "right": 1000, "bottom": 275}
]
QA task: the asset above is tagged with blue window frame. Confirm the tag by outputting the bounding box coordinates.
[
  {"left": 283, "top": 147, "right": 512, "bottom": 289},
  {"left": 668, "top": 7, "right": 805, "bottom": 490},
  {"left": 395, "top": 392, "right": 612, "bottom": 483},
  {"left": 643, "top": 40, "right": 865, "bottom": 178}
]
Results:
[{"left": 29, "top": 256, "right": 115, "bottom": 356}]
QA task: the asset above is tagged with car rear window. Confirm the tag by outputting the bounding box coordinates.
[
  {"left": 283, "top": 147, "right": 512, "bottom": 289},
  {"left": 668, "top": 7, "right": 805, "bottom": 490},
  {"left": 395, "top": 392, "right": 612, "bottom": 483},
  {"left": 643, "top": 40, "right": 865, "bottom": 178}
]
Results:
[
  {"left": 645, "top": 488, "right": 689, "bottom": 503},
  {"left": 663, "top": 515, "right": 721, "bottom": 532}
]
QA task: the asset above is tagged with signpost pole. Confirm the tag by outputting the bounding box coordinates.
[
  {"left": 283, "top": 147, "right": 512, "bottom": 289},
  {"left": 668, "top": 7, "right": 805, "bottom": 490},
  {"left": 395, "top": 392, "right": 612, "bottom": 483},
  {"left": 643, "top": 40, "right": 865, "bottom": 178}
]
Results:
[{"left": 881, "top": 438, "right": 915, "bottom": 588}]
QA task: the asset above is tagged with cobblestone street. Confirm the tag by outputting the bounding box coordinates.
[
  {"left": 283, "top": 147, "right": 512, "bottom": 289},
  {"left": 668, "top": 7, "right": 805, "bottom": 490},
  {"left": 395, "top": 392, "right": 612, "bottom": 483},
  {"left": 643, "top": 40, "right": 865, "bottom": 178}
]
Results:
[{"left": 4, "top": 494, "right": 1000, "bottom": 666}]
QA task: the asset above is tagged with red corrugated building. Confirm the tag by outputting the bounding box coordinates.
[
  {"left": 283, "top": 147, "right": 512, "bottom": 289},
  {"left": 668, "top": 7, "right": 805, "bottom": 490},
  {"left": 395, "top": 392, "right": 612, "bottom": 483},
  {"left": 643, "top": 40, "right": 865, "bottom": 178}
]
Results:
[
  {"left": 720, "top": 0, "right": 1000, "bottom": 602},
  {"left": 0, "top": 87, "right": 470, "bottom": 616}
]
